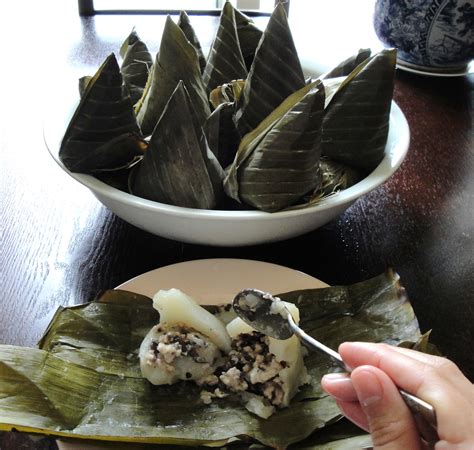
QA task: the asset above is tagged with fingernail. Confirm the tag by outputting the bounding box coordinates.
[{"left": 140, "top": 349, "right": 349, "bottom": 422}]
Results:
[
  {"left": 322, "top": 372, "right": 350, "bottom": 381},
  {"left": 354, "top": 370, "right": 383, "bottom": 407}
]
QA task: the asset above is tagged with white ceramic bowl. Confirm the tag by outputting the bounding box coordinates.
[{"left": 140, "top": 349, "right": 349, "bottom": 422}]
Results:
[{"left": 45, "top": 84, "right": 409, "bottom": 247}]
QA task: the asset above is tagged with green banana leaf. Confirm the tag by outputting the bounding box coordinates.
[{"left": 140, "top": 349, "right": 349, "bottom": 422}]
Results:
[
  {"left": 177, "top": 11, "right": 207, "bottom": 74},
  {"left": 224, "top": 80, "right": 324, "bottom": 212},
  {"left": 59, "top": 54, "right": 145, "bottom": 174},
  {"left": 209, "top": 79, "right": 245, "bottom": 109},
  {"left": 234, "top": 8, "right": 263, "bottom": 71},
  {"left": 234, "top": 3, "right": 306, "bottom": 137},
  {"left": 204, "top": 101, "right": 241, "bottom": 169},
  {"left": 129, "top": 81, "right": 224, "bottom": 209},
  {"left": 322, "top": 48, "right": 371, "bottom": 80},
  {"left": 296, "top": 158, "right": 363, "bottom": 207},
  {"left": 286, "top": 419, "right": 371, "bottom": 449},
  {"left": 135, "top": 16, "right": 211, "bottom": 136},
  {"left": 78, "top": 75, "right": 92, "bottom": 97},
  {"left": 203, "top": 1, "right": 248, "bottom": 93},
  {"left": 321, "top": 48, "right": 397, "bottom": 171},
  {"left": 120, "top": 29, "right": 153, "bottom": 105},
  {"left": 0, "top": 270, "right": 421, "bottom": 448}
]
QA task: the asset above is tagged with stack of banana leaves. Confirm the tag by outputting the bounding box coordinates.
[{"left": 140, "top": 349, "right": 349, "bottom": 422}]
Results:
[
  {"left": 0, "top": 270, "right": 439, "bottom": 449},
  {"left": 59, "top": 1, "right": 396, "bottom": 213}
]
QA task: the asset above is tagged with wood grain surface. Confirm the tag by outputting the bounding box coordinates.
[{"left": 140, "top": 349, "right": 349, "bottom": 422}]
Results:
[{"left": 0, "top": 1, "right": 472, "bottom": 448}]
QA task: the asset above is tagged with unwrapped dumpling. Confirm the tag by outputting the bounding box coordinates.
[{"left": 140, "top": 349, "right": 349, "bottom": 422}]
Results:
[
  {"left": 220, "top": 303, "right": 309, "bottom": 419},
  {"left": 139, "top": 289, "right": 231, "bottom": 385}
]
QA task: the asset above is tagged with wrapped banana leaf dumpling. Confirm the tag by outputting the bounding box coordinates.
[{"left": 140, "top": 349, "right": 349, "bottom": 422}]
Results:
[
  {"left": 59, "top": 54, "right": 146, "bottom": 174},
  {"left": 135, "top": 16, "right": 211, "bottom": 137},
  {"left": 177, "top": 11, "right": 206, "bottom": 74},
  {"left": 321, "top": 48, "right": 397, "bottom": 172},
  {"left": 234, "top": 2, "right": 306, "bottom": 137},
  {"left": 234, "top": 7, "right": 264, "bottom": 70},
  {"left": 203, "top": 1, "right": 248, "bottom": 93},
  {"left": 129, "top": 81, "right": 225, "bottom": 209},
  {"left": 225, "top": 80, "right": 325, "bottom": 212},
  {"left": 119, "top": 29, "right": 153, "bottom": 106},
  {"left": 322, "top": 48, "right": 372, "bottom": 79},
  {"left": 59, "top": 2, "right": 398, "bottom": 215}
]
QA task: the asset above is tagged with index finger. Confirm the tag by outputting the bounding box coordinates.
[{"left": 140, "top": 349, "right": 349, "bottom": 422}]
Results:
[{"left": 338, "top": 342, "right": 474, "bottom": 444}]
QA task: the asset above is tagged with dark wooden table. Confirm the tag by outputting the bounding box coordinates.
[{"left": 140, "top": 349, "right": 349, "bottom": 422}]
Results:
[{"left": 1, "top": 1, "right": 472, "bottom": 448}]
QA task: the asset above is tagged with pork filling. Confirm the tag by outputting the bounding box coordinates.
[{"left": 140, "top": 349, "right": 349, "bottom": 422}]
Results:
[
  {"left": 144, "top": 325, "right": 222, "bottom": 381},
  {"left": 199, "top": 331, "right": 288, "bottom": 407}
]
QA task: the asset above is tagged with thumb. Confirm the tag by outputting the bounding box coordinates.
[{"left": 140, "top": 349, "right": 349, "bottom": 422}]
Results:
[{"left": 351, "top": 365, "right": 422, "bottom": 449}]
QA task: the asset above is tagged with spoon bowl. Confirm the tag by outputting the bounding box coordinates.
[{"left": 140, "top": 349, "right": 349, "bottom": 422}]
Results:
[{"left": 232, "top": 288, "right": 293, "bottom": 339}]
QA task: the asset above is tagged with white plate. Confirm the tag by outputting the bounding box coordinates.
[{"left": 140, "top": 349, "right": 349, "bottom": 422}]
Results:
[
  {"left": 396, "top": 58, "right": 473, "bottom": 77},
  {"left": 117, "top": 258, "right": 327, "bottom": 301},
  {"left": 58, "top": 258, "right": 326, "bottom": 450}
]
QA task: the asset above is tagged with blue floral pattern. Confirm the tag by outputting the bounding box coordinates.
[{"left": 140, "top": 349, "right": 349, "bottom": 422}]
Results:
[{"left": 374, "top": 0, "right": 474, "bottom": 68}]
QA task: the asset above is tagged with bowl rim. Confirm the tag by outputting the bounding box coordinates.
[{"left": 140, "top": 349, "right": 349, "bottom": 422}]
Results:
[{"left": 44, "top": 100, "right": 409, "bottom": 221}]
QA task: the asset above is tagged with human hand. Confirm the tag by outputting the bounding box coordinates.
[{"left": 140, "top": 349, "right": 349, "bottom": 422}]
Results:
[{"left": 321, "top": 342, "right": 474, "bottom": 449}]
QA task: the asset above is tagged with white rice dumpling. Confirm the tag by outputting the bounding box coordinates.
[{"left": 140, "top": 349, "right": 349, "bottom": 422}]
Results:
[
  {"left": 152, "top": 289, "right": 231, "bottom": 353},
  {"left": 139, "top": 289, "right": 231, "bottom": 385},
  {"left": 222, "top": 302, "right": 309, "bottom": 419},
  {"left": 139, "top": 289, "right": 309, "bottom": 419}
]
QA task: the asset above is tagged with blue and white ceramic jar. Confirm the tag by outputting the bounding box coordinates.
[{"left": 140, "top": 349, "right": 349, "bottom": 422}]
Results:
[{"left": 374, "top": 0, "right": 474, "bottom": 73}]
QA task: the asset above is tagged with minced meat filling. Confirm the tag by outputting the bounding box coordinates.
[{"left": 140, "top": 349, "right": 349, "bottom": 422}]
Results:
[
  {"left": 145, "top": 328, "right": 292, "bottom": 409},
  {"left": 146, "top": 326, "right": 216, "bottom": 368},
  {"left": 200, "top": 332, "right": 288, "bottom": 406}
]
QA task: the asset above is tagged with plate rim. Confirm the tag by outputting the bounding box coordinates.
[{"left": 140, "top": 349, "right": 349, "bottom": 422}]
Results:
[{"left": 115, "top": 258, "right": 328, "bottom": 303}]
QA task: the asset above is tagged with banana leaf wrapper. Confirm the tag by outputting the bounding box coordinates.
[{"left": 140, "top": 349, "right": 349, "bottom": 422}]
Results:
[
  {"left": 177, "top": 11, "right": 206, "bottom": 74},
  {"left": 59, "top": 54, "right": 145, "bottom": 174},
  {"left": 135, "top": 16, "right": 211, "bottom": 136},
  {"left": 225, "top": 80, "right": 324, "bottom": 212},
  {"left": 234, "top": 8, "right": 264, "bottom": 71},
  {"left": 209, "top": 79, "right": 245, "bottom": 109},
  {"left": 0, "top": 270, "right": 421, "bottom": 448},
  {"left": 204, "top": 101, "right": 241, "bottom": 169},
  {"left": 282, "top": 157, "right": 363, "bottom": 212},
  {"left": 296, "top": 158, "right": 363, "bottom": 207},
  {"left": 120, "top": 29, "right": 153, "bottom": 105},
  {"left": 129, "top": 81, "right": 224, "bottom": 209},
  {"left": 321, "top": 48, "right": 371, "bottom": 80},
  {"left": 78, "top": 75, "right": 92, "bottom": 97},
  {"left": 203, "top": 2, "right": 248, "bottom": 93},
  {"left": 321, "top": 48, "right": 397, "bottom": 171},
  {"left": 234, "top": 3, "right": 306, "bottom": 137}
]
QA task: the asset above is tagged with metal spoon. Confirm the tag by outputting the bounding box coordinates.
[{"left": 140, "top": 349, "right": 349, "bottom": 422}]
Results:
[{"left": 233, "top": 288, "right": 439, "bottom": 445}]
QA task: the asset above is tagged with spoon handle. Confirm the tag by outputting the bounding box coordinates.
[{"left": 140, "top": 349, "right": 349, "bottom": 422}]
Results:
[{"left": 287, "top": 314, "right": 438, "bottom": 444}]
